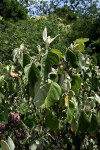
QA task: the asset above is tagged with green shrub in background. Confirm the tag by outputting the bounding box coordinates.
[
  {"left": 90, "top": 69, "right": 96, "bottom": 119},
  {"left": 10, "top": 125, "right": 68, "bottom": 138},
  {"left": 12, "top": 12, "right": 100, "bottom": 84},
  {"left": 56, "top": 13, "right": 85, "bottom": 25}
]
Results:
[
  {"left": 0, "top": 14, "right": 72, "bottom": 64},
  {"left": 1, "top": 13, "right": 100, "bottom": 66},
  {"left": 0, "top": 0, "right": 28, "bottom": 21}
]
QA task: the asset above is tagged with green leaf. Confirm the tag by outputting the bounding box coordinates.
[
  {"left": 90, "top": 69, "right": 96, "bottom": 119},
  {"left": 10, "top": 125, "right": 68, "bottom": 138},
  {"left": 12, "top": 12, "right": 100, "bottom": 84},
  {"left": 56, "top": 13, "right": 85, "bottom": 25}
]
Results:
[
  {"left": 71, "top": 74, "right": 82, "bottom": 91},
  {"left": 47, "top": 51, "right": 60, "bottom": 66},
  {"left": 22, "top": 53, "right": 30, "bottom": 68},
  {"left": 24, "top": 115, "right": 37, "bottom": 128},
  {"left": 50, "top": 49, "right": 63, "bottom": 59},
  {"left": 24, "top": 63, "right": 40, "bottom": 97},
  {"left": 66, "top": 50, "right": 78, "bottom": 68},
  {"left": 67, "top": 100, "right": 75, "bottom": 123},
  {"left": 45, "top": 111, "right": 59, "bottom": 131},
  {"left": 74, "top": 38, "right": 89, "bottom": 52},
  {"left": 24, "top": 63, "right": 40, "bottom": 87},
  {"left": 34, "top": 81, "right": 61, "bottom": 108},
  {"left": 33, "top": 79, "right": 41, "bottom": 95},
  {"left": 1, "top": 140, "right": 10, "bottom": 150},
  {"left": 44, "top": 51, "right": 60, "bottom": 79},
  {"left": 8, "top": 137, "right": 15, "bottom": 150},
  {"left": 78, "top": 111, "right": 90, "bottom": 133},
  {"left": 28, "top": 84, "right": 35, "bottom": 98},
  {"left": 75, "top": 38, "right": 89, "bottom": 44},
  {"left": 89, "top": 113, "right": 98, "bottom": 132},
  {"left": 78, "top": 52, "right": 85, "bottom": 68},
  {"left": 74, "top": 43, "right": 85, "bottom": 52},
  {"left": 19, "top": 103, "right": 27, "bottom": 114}
]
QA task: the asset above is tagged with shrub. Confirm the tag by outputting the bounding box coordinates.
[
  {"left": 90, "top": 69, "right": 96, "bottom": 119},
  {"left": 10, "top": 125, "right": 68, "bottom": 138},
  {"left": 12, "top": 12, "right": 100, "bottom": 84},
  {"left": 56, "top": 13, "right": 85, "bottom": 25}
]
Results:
[{"left": 0, "top": 28, "right": 100, "bottom": 149}]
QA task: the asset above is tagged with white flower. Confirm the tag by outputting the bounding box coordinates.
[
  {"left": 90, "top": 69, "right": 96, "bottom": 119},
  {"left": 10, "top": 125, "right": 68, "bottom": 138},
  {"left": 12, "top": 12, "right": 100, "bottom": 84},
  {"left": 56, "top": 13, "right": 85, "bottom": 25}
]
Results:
[
  {"left": 70, "top": 43, "right": 79, "bottom": 50},
  {"left": 42, "top": 27, "right": 59, "bottom": 48},
  {"left": 43, "top": 27, "right": 47, "bottom": 42}
]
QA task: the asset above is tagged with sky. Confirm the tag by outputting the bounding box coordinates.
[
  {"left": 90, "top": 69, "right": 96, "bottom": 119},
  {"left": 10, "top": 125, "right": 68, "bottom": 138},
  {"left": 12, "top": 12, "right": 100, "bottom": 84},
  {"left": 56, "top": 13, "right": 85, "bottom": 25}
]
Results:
[
  {"left": 28, "top": 0, "right": 100, "bottom": 16},
  {"left": 34, "top": 0, "right": 100, "bottom": 7}
]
